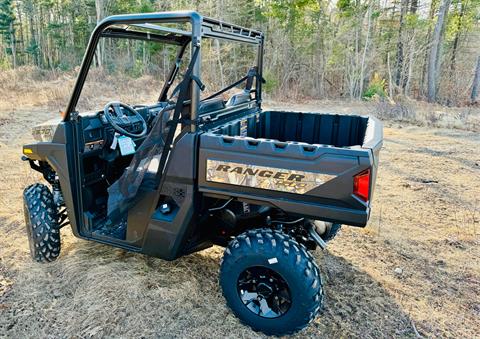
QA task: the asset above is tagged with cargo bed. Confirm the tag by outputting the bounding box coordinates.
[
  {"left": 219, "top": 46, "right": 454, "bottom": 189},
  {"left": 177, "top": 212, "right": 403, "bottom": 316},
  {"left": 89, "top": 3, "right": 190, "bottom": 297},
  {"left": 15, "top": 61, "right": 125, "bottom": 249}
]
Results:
[{"left": 198, "top": 110, "right": 382, "bottom": 227}]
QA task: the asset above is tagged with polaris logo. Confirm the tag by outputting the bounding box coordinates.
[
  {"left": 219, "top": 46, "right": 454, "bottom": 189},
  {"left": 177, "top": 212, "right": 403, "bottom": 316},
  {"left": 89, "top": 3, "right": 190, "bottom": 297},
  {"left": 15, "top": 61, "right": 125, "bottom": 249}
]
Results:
[
  {"left": 206, "top": 159, "right": 336, "bottom": 195},
  {"left": 215, "top": 164, "right": 305, "bottom": 182}
]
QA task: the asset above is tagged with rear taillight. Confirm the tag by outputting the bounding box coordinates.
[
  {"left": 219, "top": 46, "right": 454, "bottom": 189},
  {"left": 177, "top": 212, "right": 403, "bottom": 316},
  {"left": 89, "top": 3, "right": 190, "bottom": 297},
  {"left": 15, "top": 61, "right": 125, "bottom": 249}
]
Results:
[{"left": 353, "top": 169, "right": 370, "bottom": 202}]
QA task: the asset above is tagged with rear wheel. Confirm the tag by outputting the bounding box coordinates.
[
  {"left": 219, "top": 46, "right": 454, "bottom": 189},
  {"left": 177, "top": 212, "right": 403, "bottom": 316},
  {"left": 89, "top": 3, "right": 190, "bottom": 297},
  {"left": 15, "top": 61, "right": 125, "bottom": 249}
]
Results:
[
  {"left": 23, "top": 183, "right": 61, "bottom": 262},
  {"left": 220, "top": 228, "right": 323, "bottom": 336}
]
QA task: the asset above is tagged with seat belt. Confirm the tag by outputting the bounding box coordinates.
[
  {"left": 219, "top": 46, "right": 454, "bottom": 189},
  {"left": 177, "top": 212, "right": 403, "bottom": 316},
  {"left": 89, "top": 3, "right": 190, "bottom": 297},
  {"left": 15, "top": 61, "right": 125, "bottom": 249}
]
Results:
[
  {"left": 245, "top": 67, "right": 257, "bottom": 92},
  {"left": 203, "top": 67, "right": 264, "bottom": 101}
]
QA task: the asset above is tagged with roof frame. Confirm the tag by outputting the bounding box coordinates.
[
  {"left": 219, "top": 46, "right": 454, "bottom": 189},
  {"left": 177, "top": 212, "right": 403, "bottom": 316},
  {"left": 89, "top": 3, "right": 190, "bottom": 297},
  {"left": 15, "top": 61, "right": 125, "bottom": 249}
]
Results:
[
  {"left": 101, "top": 27, "right": 189, "bottom": 45},
  {"left": 202, "top": 17, "right": 263, "bottom": 44}
]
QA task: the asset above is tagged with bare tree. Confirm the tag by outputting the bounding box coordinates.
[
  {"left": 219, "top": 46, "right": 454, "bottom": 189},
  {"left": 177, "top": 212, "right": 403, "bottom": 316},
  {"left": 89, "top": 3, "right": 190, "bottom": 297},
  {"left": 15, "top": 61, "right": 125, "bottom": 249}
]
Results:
[
  {"left": 9, "top": 21, "right": 15, "bottom": 68},
  {"left": 359, "top": 1, "right": 373, "bottom": 98},
  {"left": 410, "top": 0, "right": 418, "bottom": 13},
  {"left": 395, "top": 0, "right": 409, "bottom": 89},
  {"left": 420, "top": 0, "right": 438, "bottom": 96},
  {"left": 471, "top": 56, "right": 480, "bottom": 103},
  {"left": 95, "top": 0, "right": 110, "bottom": 67},
  {"left": 427, "top": 0, "right": 452, "bottom": 102},
  {"left": 449, "top": 0, "right": 466, "bottom": 75},
  {"left": 14, "top": 0, "right": 24, "bottom": 65}
]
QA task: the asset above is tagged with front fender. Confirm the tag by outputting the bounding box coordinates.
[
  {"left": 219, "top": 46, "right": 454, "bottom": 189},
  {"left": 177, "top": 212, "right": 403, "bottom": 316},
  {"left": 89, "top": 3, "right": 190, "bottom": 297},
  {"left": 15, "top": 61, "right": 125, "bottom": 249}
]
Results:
[{"left": 22, "top": 125, "right": 81, "bottom": 238}]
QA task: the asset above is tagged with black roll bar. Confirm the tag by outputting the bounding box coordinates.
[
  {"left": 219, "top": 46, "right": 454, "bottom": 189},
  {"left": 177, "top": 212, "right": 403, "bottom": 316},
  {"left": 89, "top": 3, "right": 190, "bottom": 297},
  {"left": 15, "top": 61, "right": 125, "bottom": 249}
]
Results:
[{"left": 64, "top": 10, "right": 265, "bottom": 122}]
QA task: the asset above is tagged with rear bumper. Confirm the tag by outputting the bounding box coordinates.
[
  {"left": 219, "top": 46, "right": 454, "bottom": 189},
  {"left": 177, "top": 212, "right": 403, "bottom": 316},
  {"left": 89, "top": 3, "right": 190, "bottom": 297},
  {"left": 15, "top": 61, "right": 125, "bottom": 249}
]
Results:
[{"left": 200, "top": 187, "right": 370, "bottom": 226}]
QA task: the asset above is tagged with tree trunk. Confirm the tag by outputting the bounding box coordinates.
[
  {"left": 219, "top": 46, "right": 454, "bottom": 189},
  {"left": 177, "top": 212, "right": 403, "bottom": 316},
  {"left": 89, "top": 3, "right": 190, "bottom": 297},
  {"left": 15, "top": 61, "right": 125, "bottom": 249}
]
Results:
[
  {"left": 420, "top": 0, "right": 438, "bottom": 96},
  {"left": 405, "top": 33, "right": 416, "bottom": 96},
  {"left": 38, "top": 5, "right": 46, "bottom": 68},
  {"left": 359, "top": 2, "right": 373, "bottom": 98},
  {"left": 471, "top": 56, "right": 480, "bottom": 103},
  {"left": 410, "top": 0, "right": 418, "bottom": 13},
  {"left": 427, "top": 0, "right": 451, "bottom": 102},
  {"left": 9, "top": 21, "right": 16, "bottom": 68},
  {"left": 215, "top": 1, "right": 225, "bottom": 89},
  {"left": 95, "top": 0, "right": 106, "bottom": 67},
  {"left": 27, "top": 3, "right": 38, "bottom": 66},
  {"left": 15, "top": 1, "right": 25, "bottom": 65},
  {"left": 395, "top": 0, "right": 408, "bottom": 88},
  {"left": 449, "top": 1, "right": 465, "bottom": 76},
  {"left": 387, "top": 52, "right": 394, "bottom": 98},
  {"left": 215, "top": 38, "right": 225, "bottom": 89}
]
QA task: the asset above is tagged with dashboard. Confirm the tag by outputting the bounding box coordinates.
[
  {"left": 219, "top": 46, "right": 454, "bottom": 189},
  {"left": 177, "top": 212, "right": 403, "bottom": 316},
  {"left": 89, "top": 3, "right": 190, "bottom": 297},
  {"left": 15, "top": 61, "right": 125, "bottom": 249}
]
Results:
[
  {"left": 79, "top": 102, "right": 168, "bottom": 154},
  {"left": 77, "top": 102, "right": 171, "bottom": 227}
]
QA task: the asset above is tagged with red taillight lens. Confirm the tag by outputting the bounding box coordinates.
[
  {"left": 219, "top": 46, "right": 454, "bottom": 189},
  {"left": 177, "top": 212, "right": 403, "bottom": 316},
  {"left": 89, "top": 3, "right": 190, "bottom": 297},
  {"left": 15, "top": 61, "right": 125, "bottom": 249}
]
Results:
[{"left": 353, "top": 169, "right": 370, "bottom": 202}]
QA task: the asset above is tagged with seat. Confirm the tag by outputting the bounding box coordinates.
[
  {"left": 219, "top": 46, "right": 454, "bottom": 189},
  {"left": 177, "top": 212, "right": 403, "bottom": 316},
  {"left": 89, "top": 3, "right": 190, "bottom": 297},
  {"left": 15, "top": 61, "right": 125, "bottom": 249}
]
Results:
[
  {"left": 198, "top": 98, "right": 226, "bottom": 115},
  {"left": 226, "top": 91, "right": 251, "bottom": 107}
]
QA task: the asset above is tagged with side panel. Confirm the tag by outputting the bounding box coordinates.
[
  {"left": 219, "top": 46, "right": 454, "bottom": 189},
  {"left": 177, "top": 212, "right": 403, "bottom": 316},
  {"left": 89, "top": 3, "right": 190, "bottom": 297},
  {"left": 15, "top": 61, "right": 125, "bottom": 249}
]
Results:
[
  {"left": 140, "top": 184, "right": 197, "bottom": 260},
  {"left": 125, "top": 132, "right": 200, "bottom": 260},
  {"left": 198, "top": 134, "right": 373, "bottom": 226}
]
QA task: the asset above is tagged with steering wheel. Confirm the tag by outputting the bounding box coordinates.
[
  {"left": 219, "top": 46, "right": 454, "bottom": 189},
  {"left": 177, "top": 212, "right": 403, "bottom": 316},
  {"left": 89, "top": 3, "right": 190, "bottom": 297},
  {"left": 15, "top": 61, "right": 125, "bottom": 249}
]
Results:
[{"left": 103, "top": 101, "right": 148, "bottom": 138}]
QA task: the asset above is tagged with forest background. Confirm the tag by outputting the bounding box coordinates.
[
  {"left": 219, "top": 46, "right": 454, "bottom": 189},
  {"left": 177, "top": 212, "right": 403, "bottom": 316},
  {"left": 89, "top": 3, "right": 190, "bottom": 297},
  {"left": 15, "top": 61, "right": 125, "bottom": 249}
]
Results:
[{"left": 0, "top": 0, "right": 479, "bottom": 108}]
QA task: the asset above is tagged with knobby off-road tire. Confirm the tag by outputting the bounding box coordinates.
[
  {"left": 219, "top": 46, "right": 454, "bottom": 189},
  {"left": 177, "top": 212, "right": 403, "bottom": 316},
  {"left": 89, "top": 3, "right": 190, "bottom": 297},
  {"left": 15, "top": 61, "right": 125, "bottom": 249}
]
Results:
[
  {"left": 23, "top": 183, "right": 61, "bottom": 262},
  {"left": 220, "top": 228, "right": 324, "bottom": 336}
]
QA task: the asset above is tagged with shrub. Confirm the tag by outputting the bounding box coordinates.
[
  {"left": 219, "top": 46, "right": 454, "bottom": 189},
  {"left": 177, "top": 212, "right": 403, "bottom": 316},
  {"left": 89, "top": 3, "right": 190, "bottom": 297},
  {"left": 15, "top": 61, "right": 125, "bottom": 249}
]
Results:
[{"left": 363, "top": 73, "right": 386, "bottom": 99}]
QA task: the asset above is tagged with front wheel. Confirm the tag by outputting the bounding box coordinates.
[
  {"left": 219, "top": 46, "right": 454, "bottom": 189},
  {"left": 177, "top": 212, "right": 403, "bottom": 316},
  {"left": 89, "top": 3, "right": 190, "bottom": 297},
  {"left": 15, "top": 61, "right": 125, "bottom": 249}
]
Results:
[
  {"left": 23, "top": 183, "right": 61, "bottom": 262},
  {"left": 220, "top": 228, "right": 323, "bottom": 336}
]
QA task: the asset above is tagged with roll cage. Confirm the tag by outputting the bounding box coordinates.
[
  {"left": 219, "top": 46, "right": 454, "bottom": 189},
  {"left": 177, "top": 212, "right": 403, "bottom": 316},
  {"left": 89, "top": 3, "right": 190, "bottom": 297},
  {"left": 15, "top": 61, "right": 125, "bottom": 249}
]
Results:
[{"left": 64, "top": 10, "right": 265, "bottom": 129}]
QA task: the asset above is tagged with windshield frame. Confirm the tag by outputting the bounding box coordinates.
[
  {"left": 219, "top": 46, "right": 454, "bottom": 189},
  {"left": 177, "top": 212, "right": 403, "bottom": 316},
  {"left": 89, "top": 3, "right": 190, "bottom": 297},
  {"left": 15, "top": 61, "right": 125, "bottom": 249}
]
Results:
[{"left": 64, "top": 11, "right": 201, "bottom": 121}]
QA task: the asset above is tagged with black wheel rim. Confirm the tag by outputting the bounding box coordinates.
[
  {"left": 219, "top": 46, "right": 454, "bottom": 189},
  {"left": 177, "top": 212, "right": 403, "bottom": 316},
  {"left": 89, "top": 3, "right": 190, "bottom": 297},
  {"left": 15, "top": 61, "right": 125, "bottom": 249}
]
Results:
[{"left": 237, "top": 266, "right": 291, "bottom": 318}]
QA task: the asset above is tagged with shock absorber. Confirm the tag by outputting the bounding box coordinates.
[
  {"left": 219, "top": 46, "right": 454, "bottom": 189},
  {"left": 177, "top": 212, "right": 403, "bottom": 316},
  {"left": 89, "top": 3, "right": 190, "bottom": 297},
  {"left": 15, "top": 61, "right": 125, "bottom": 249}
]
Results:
[{"left": 52, "top": 175, "right": 64, "bottom": 206}]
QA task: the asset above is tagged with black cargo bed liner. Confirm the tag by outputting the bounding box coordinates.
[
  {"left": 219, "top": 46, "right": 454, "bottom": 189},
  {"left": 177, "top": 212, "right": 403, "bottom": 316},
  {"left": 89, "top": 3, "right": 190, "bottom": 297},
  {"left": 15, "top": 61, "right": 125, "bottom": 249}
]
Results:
[{"left": 209, "top": 111, "right": 368, "bottom": 147}]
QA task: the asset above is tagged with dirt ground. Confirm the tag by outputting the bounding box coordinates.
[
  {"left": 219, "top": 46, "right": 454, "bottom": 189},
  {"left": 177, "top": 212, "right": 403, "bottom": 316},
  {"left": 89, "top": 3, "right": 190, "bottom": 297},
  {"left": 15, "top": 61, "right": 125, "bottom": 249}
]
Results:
[{"left": 0, "top": 102, "right": 479, "bottom": 338}]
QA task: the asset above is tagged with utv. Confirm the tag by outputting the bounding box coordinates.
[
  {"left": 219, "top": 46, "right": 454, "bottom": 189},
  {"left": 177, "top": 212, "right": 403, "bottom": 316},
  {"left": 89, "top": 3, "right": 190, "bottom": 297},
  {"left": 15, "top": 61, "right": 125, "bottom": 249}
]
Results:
[{"left": 21, "top": 11, "right": 382, "bottom": 336}]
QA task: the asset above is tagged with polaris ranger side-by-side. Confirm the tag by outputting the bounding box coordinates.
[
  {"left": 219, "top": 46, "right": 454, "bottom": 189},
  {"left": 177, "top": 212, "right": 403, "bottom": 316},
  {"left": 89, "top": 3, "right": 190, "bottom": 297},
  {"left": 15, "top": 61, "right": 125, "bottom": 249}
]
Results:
[{"left": 21, "top": 11, "right": 383, "bottom": 335}]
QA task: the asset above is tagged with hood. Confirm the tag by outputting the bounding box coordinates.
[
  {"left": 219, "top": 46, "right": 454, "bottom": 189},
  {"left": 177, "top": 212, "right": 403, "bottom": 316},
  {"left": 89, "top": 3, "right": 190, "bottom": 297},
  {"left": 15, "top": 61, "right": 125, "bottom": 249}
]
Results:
[{"left": 32, "top": 117, "right": 62, "bottom": 142}]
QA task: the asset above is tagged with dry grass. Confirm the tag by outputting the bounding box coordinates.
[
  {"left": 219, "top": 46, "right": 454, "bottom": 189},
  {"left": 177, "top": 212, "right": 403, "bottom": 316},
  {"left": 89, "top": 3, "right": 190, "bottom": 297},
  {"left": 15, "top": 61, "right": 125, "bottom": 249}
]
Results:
[
  {"left": 372, "top": 97, "right": 480, "bottom": 132},
  {"left": 0, "top": 80, "right": 479, "bottom": 337},
  {"left": 266, "top": 97, "right": 480, "bottom": 132},
  {"left": 1, "top": 67, "right": 479, "bottom": 131},
  {"left": 0, "top": 66, "right": 162, "bottom": 113}
]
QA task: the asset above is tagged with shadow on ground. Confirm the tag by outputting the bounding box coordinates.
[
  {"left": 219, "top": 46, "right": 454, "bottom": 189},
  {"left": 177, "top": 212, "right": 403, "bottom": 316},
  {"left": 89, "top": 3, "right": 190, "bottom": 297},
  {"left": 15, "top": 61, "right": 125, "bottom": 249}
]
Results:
[{"left": 1, "top": 228, "right": 416, "bottom": 338}]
